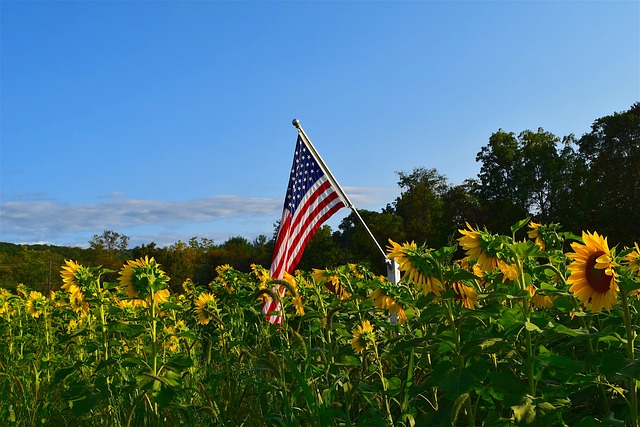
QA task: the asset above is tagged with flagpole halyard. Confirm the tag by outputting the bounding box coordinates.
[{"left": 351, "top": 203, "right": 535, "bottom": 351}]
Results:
[{"left": 292, "top": 118, "right": 390, "bottom": 264}]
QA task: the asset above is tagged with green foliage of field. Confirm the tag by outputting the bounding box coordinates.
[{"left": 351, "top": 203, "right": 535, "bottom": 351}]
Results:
[{"left": 1, "top": 221, "right": 639, "bottom": 426}]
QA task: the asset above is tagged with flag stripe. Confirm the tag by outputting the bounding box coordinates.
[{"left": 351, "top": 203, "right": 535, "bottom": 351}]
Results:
[
  {"left": 271, "top": 179, "right": 343, "bottom": 277},
  {"left": 263, "top": 134, "right": 347, "bottom": 325},
  {"left": 282, "top": 194, "right": 344, "bottom": 273}
]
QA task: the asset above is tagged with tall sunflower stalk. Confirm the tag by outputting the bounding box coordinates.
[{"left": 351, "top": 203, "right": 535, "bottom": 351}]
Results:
[
  {"left": 620, "top": 243, "right": 640, "bottom": 427},
  {"left": 389, "top": 238, "right": 477, "bottom": 426},
  {"left": 352, "top": 319, "right": 394, "bottom": 426},
  {"left": 60, "top": 260, "right": 111, "bottom": 361},
  {"left": 119, "top": 256, "right": 170, "bottom": 416},
  {"left": 566, "top": 232, "right": 639, "bottom": 426}
]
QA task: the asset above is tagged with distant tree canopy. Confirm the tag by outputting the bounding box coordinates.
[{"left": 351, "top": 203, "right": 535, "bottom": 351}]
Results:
[{"left": 1, "top": 103, "right": 638, "bottom": 291}]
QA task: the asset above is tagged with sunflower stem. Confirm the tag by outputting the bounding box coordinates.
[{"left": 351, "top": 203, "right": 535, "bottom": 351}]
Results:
[
  {"left": 444, "top": 299, "right": 476, "bottom": 426},
  {"left": 516, "top": 257, "right": 536, "bottom": 397},
  {"left": 372, "top": 339, "right": 394, "bottom": 427},
  {"left": 620, "top": 290, "right": 638, "bottom": 427}
]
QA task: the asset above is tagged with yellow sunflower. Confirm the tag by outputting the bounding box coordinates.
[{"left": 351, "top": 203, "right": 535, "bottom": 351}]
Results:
[
  {"left": 292, "top": 293, "right": 305, "bottom": 316},
  {"left": 26, "top": 291, "right": 47, "bottom": 318},
  {"left": 119, "top": 256, "right": 169, "bottom": 298},
  {"left": 194, "top": 292, "right": 218, "bottom": 325},
  {"left": 527, "top": 285, "right": 556, "bottom": 309},
  {"left": 450, "top": 282, "right": 479, "bottom": 309},
  {"left": 527, "top": 222, "right": 546, "bottom": 251},
  {"left": 622, "top": 243, "right": 640, "bottom": 276},
  {"left": 387, "top": 240, "right": 444, "bottom": 296},
  {"left": 182, "top": 278, "right": 197, "bottom": 295},
  {"left": 60, "top": 260, "right": 85, "bottom": 300},
  {"left": 215, "top": 264, "right": 236, "bottom": 292},
  {"left": 457, "top": 223, "right": 500, "bottom": 273},
  {"left": 312, "top": 269, "right": 352, "bottom": 300},
  {"left": 348, "top": 263, "right": 365, "bottom": 279},
  {"left": 497, "top": 260, "right": 519, "bottom": 283},
  {"left": 567, "top": 231, "right": 619, "bottom": 312},
  {"left": 369, "top": 288, "right": 407, "bottom": 324},
  {"left": 251, "top": 264, "right": 271, "bottom": 290},
  {"left": 17, "top": 283, "right": 29, "bottom": 297},
  {"left": 0, "top": 288, "right": 12, "bottom": 317},
  {"left": 351, "top": 320, "right": 375, "bottom": 353}
]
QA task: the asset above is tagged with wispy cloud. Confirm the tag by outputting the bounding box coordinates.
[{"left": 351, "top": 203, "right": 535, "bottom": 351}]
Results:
[{"left": 0, "top": 187, "right": 399, "bottom": 247}]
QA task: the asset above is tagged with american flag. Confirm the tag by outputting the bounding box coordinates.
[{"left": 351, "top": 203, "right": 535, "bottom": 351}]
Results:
[{"left": 263, "top": 135, "right": 346, "bottom": 324}]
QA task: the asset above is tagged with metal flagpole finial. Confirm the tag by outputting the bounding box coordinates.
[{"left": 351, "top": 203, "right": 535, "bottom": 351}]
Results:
[{"left": 292, "top": 118, "right": 301, "bottom": 129}]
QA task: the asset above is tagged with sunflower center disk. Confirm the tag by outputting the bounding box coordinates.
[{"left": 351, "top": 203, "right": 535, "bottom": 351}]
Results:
[{"left": 585, "top": 251, "right": 612, "bottom": 293}]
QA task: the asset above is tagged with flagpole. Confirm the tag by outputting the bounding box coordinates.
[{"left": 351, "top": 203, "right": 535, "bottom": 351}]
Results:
[{"left": 292, "top": 118, "right": 390, "bottom": 264}]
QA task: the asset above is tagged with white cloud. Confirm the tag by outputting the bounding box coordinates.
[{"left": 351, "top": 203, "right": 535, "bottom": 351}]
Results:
[{"left": 0, "top": 187, "right": 399, "bottom": 247}]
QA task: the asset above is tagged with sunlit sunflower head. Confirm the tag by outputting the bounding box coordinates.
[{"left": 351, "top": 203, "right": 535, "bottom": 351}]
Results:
[
  {"left": 497, "top": 260, "right": 519, "bottom": 283},
  {"left": 527, "top": 222, "right": 546, "bottom": 251},
  {"left": 348, "top": 263, "right": 366, "bottom": 279},
  {"left": 0, "top": 289, "right": 11, "bottom": 316},
  {"left": 567, "top": 231, "right": 619, "bottom": 312},
  {"left": 182, "top": 278, "right": 197, "bottom": 295},
  {"left": 369, "top": 287, "right": 407, "bottom": 324},
  {"left": 164, "top": 322, "right": 186, "bottom": 353},
  {"left": 450, "top": 282, "right": 479, "bottom": 309},
  {"left": 60, "top": 260, "right": 98, "bottom": 299},
  {"left": 195, "top": 292, "right": 218, "bottom": 325},
  {"left": 70, "top": 295, "right": 90, "bottom": 314},
  {"left": 251, "top": 264, "right": 271, "bottom": 290},
  {"left": 387, "top": 239, "right": 444, "bottom": 296},
  {"left": 16, "top": 283, "right": 29, "bottom": 297},
  {"left": 292, "top": 293, "right": 305, "bottom": 316},
  {"left": 313, "top": 269, "right": 352, "bottom": 300},
  {"left": 457, "top": 223, "right": 501, "bottom": 273},
  {"left": 67, "top": 318, "right": 80, "bottom": 334},
  {"left": 147, "top": 288, "right": 170, "bottom": 307},
  {"left": 26, "top": 291, "right": 47, "bottom": 318},
  {"left": 119, "top": 256, "right": 169, "bottom": 299},
  {"left": 116, "top": 298, "right": 140, "bottom": 318},
  {"left": 527, "top": 285, "right": 556, "bottom": 309},
  {"left": 622, "top": 243, "right": 640, "bottom": 277},
  {"left": 351, "top": 320, "right": 375, "bottom": 353},
  {"left": 216, "top": 264, "right": 233, "bottom": 275},
  {"left": 388, "top": 301, "right": 407, "bottom": 324}
]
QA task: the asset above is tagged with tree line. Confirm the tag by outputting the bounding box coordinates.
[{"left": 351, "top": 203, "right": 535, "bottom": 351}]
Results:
[{"left": 1, "top": 103, "right": 638, "bottom": 293}]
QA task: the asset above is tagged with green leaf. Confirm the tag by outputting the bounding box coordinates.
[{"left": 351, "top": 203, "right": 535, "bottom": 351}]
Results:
[
  {"left": 619, "top": 276, "right": 640, "bottom": 295},
  {"left": 68, "top": 392, "right": 100, "bottom": 417},
  {"left": 160, "top": 302, "right": 183, "bottom": 311},
  {"left": 334, "top": 355, "right": 361, "bottom": 366},
  {"left": 438, "top": 367, "right": 477, "bottom": 400},
  {"left": 511, "top": 398, "right": 535, "bottom": 425},
  {"left": 511, "top": 218, "right": 531, "bottom": 234},
  {"left": 553, "top": 324, "right": 588, "bottom": 337},
  {"left": 444, "top": 269, "right": 480, "bottom": 282},
  {"left": 524, "top": 321, "right": 542, "bottom": 333},
  {"left": 53, "top": 363, "right": 79, "bottom": 386},
  {"left": 385, "top": 377, "right": 402, "bottom": 393},
  {"left": 152, "top": 382, "right": 176, "bottom": 407}
]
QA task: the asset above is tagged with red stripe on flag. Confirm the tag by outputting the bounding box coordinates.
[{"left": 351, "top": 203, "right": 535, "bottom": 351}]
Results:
[{"left": 263, "top": 135, "right": 347, "bottom": 325}]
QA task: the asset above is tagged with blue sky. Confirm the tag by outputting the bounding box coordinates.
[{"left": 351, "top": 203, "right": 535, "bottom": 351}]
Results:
[{"left": 1, "top": 0, "right": 638, "bottom": 248}]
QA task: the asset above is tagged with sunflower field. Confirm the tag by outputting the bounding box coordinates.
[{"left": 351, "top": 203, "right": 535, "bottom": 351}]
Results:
[{"left": 1, "top": 219, "right": 639, "bottom": 426}]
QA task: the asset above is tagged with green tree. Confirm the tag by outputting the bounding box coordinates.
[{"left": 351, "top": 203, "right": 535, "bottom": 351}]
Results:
[
  {"left": 475, "top": 128, "right": 570, "bottom": 232},
  {"left": 208, "top": 236, "right": 255, "bottom": 273},
  {"left": 296, "top": 225, "right": 344, "bottom": 272},
  {"left": 441, "top": 179, "right": 484, "bottom": 237},
  {"left": 475, "top": 130, "right": 530, "bottom": 233},
  {"left": 335, "top": 209, "right": 405, "bottom": 274},
  {"left": 392, "top": 167, "right": 450, "bottom": 246},
  {"left": 574, "top": 103, "right": 640, "bottom": 244},
  {"left": 88, "top": 230, "right": 131, "bottom": 270}
]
